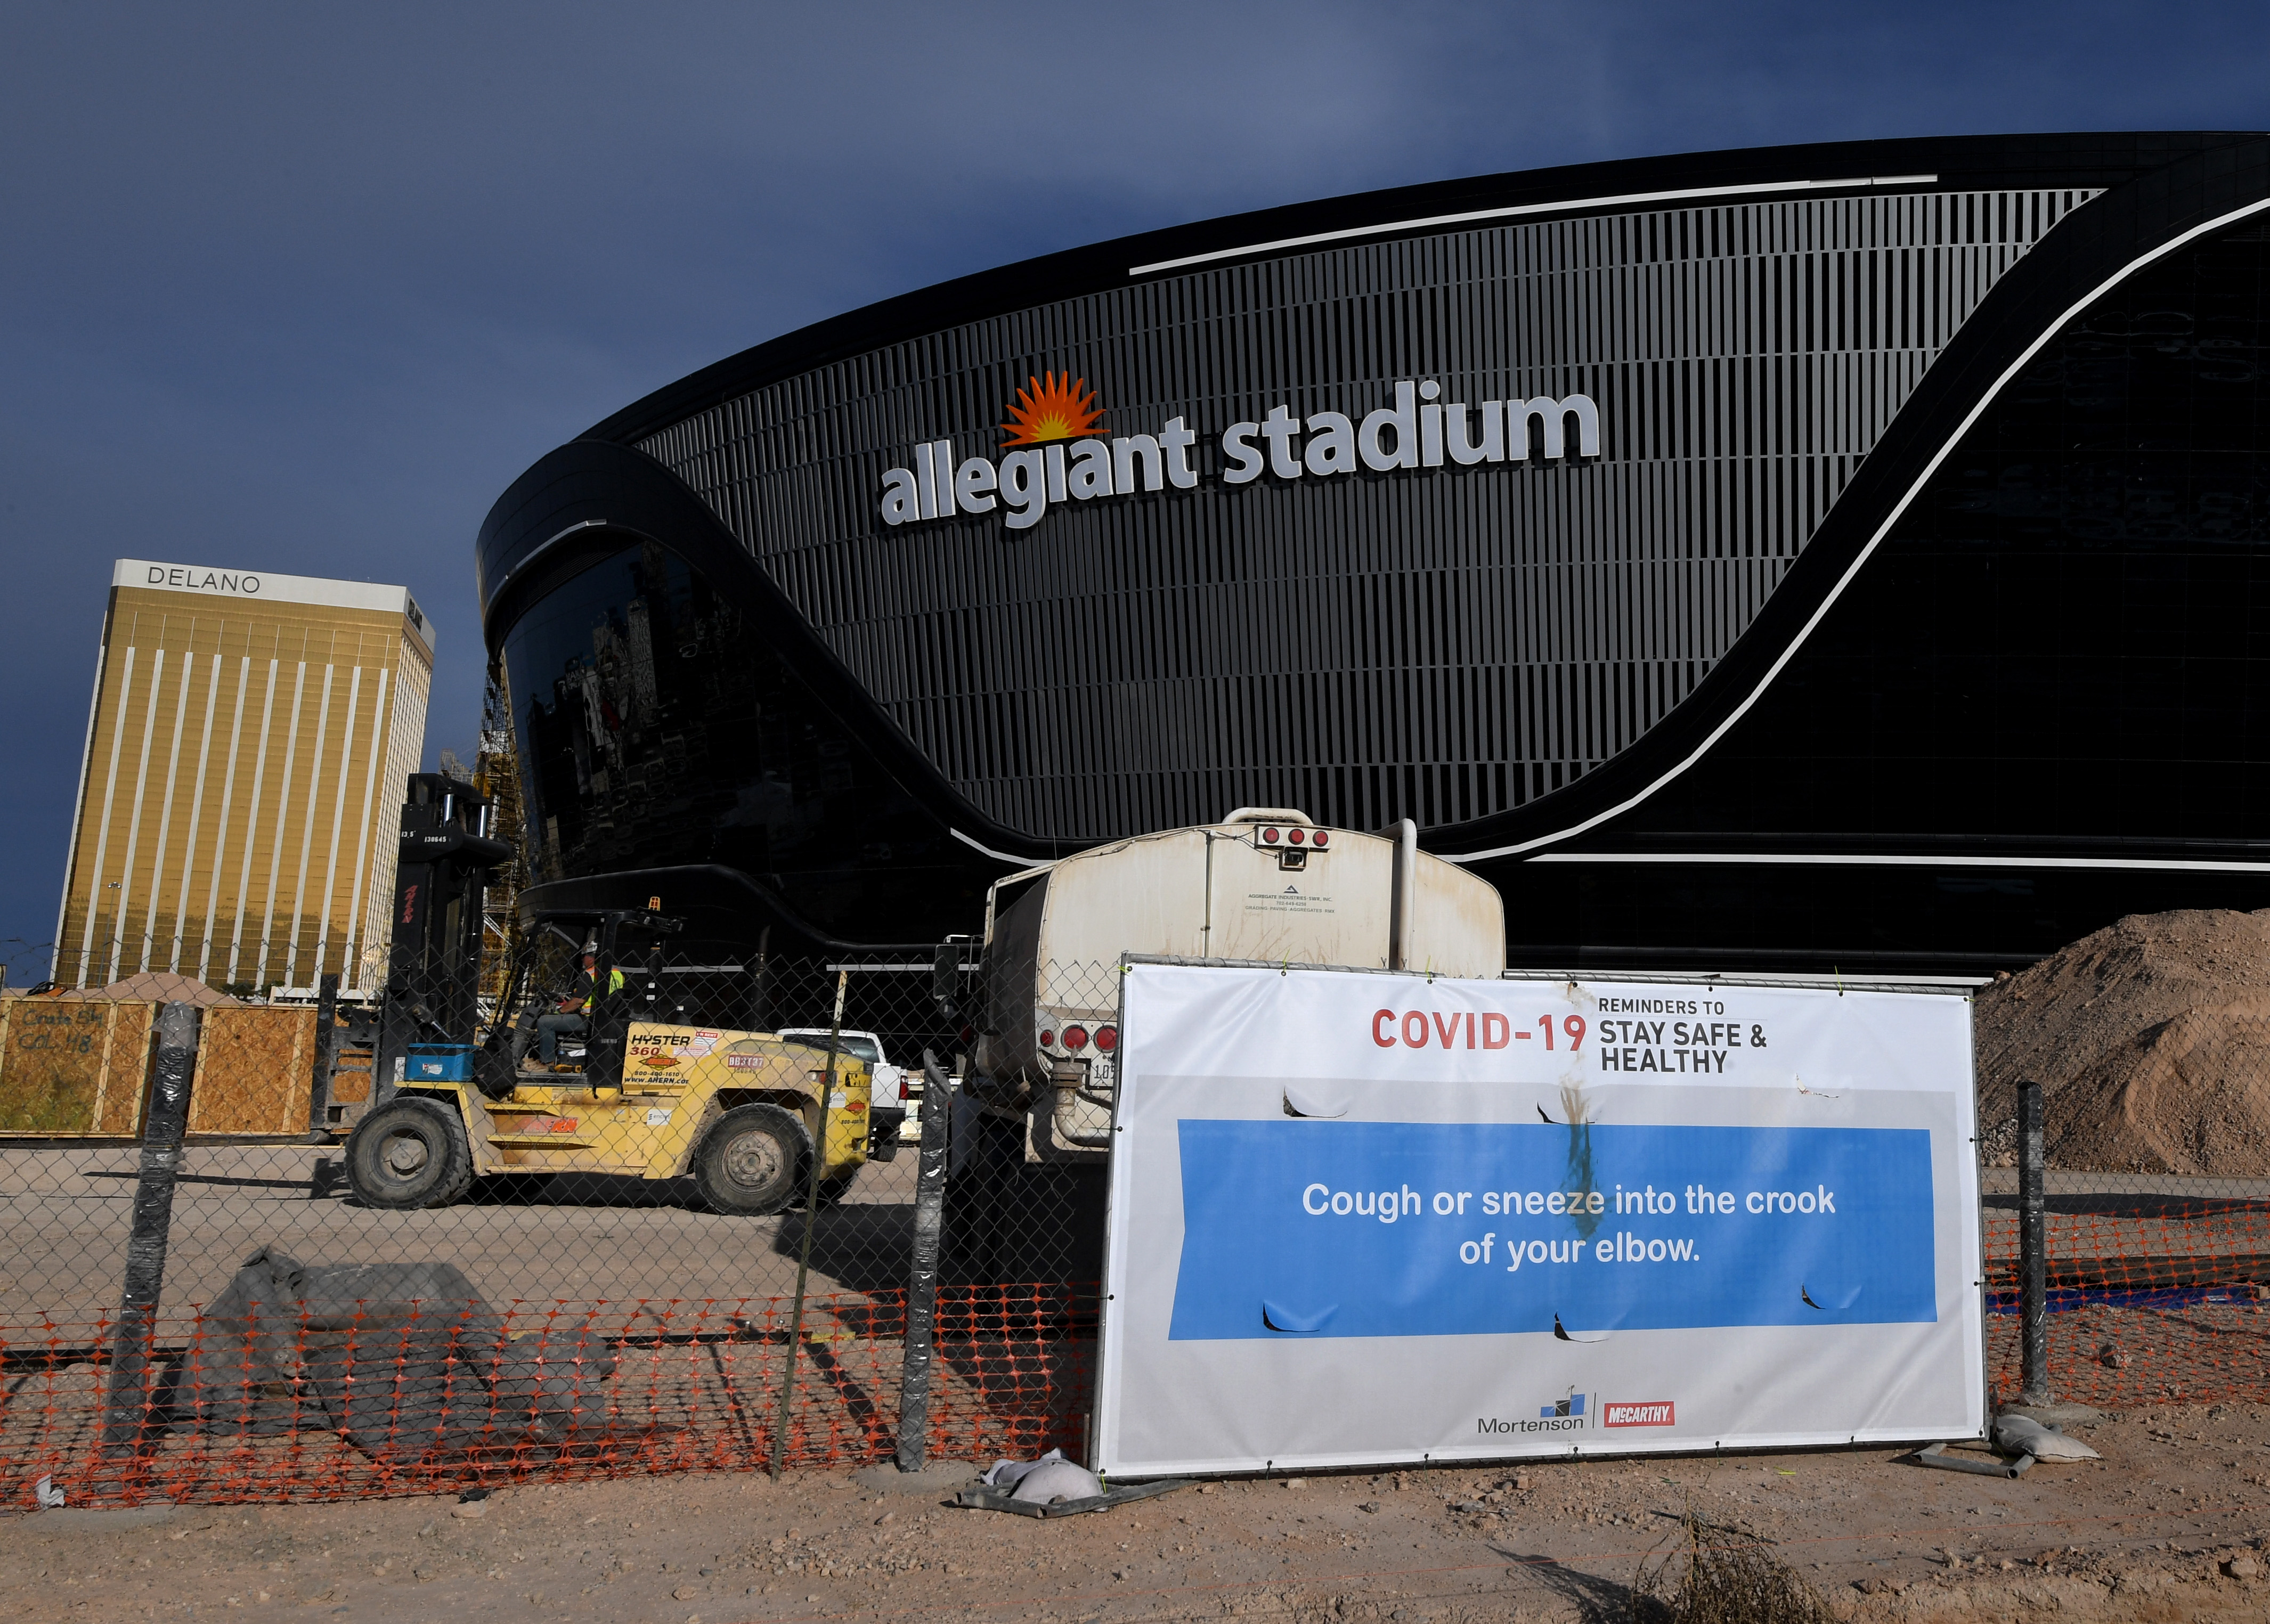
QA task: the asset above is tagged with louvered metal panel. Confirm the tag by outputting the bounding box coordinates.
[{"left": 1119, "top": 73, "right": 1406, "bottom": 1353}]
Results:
[{"left": 636, "top": 190, "right": 2093, "bottom": 842}]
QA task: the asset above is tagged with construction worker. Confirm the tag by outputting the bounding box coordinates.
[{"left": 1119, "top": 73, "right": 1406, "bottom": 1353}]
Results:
[{"left": 536, "top": 948, "right": 625, "bottom": 1065}]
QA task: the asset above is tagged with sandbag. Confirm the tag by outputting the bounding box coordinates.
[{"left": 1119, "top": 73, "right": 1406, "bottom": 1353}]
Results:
[{"left": 1994, "top": 1412, "right": 2101, "bottom": 1462}]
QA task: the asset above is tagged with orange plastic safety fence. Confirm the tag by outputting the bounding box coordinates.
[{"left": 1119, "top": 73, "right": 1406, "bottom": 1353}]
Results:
[
  {"left": 2, "top": 1283, "right": 1099, "bottom": 1507},
  {"left": 923, "top": 1283, "right": 1097, "bottom": 1466},
  {"left": 1984, "top": 1193, "right": 2270, "bottom": 1408}
]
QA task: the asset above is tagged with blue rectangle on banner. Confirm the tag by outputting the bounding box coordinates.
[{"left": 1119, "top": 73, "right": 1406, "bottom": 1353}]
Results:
[{"left": 1167, "top": 1121, "right": 1936, "bottom": 1341}]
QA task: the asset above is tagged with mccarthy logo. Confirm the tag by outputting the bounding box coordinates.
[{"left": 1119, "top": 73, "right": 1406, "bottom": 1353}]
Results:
[
  {"left": 1602, "top": 1401, "right": 1676, "bottom": 1427},
  {"left": 879, "top": 373, "right": 1599, "bottom": 534}
]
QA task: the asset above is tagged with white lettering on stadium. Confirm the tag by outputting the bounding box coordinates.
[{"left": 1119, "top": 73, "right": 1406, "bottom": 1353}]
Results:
[{"left": 880, "top": 378, "right": 1600, "bottom": 534}]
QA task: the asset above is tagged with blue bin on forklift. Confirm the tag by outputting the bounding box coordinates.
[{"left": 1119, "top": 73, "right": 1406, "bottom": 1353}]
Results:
[{"left": 405, "top": 1044, "right": 475, "bottom": 1082}]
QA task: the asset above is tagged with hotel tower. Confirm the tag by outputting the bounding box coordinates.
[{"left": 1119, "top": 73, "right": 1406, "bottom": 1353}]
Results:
[{"left": 53, "top": 560, "right": 433, "bottom": 991}]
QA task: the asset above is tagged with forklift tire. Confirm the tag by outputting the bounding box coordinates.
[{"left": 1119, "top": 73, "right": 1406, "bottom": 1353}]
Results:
[
  {"left": 691, "top": 1104, "right": 810, "bottom": 1216},
  {"left": 345, "top": 1096, "right": 475, "bottom": 1210}
]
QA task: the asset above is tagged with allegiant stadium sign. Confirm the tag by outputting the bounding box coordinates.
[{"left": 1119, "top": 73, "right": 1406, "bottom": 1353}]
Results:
[{"left": 880, "top": 373, "right": 1600, "bottom": 533}]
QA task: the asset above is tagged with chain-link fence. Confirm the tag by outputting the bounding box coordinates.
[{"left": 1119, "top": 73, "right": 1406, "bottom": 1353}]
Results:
[
  {"left": 6, "top": 961, "right": 2266, "bottom": 1509},
  {"left": 0, "top": 952, "right": 1123, "bottom": 1507}
]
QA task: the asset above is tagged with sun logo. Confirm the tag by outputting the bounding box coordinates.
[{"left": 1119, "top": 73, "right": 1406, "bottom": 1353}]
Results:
[{"left": 999, "top": 372, "right": 1104, "bottom": 446}]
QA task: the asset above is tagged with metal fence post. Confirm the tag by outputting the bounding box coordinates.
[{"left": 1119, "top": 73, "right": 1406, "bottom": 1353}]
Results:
[
  {"left": 894, "top": 1050, "right": 954, "bottom": 1471},
  {"left": 305, "top": 972, "right": 338, "bottom": 1137},
  {"left": 2019, "top": 1078, "right": 2051, "bottom": 1405},
  {"left": 100, "top": 1001, "right": 200, "bottom": 1464},
  {"left": 770, "top": 969, "right": 848, "bottom": 1480}
]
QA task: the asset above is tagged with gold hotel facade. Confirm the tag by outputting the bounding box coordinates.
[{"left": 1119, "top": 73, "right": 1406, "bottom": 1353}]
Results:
[{"left": 53, "top": 560, "right": 433, "bottom": 992}]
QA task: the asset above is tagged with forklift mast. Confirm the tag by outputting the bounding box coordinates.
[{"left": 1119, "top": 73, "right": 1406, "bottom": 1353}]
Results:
[{"left": 374, "top": 773, "right": 515, "bottom": 1100}]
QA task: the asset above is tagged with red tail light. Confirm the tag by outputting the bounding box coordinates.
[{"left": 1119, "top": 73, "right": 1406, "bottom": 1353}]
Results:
[
  {"left": 1095, "top": 1025, "right": 1118, "bottom": 1052},
  {"left": 1063, "top": 1025, "right": 1090, "bottom": 1051},
  {"left": 1289, "top": 827, "right": 1306, "bottom": 844},
  {"left": 1312, "top": 830, "right": 1329, "bottom": 848},
  {"left": 1039, "top": 1030, "right": 1056, "bottom": 1048},
  {"left": 1260, "top": 826, "right": 1280, "bottom": 844}
]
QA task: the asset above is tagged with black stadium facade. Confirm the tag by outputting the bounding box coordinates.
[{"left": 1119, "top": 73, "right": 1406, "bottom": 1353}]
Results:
[{"left": 478, "top": 134, "right": 2270, "bottom": 974}]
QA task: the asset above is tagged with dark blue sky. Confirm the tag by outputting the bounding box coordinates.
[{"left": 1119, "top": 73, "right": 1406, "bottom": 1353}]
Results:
[{"left": 4, "top": 2, "right": 2266, "bottom": 978}]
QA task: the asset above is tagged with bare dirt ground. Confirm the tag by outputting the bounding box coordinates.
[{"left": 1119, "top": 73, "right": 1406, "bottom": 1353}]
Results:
[{"left": 7, "top": 1403, "right": 2268, "bottom": 1624}]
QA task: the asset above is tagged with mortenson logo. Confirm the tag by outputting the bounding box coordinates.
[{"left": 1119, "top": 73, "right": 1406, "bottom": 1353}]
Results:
[
  {"left": 1477, "top": 1391, "right": 1592, "bottom": 1435},
  {"left": 880, "top": 373, "right": 1600, "bottom": 534}
]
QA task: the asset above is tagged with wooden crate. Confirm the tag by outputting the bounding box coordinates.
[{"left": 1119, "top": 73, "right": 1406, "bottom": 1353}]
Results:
[
  {"left": 0, "top": 1000, "right": 154, "bottom": 1136},
  {"left": 188, "top": 1006, "right": 318, "bottom": 1135}
]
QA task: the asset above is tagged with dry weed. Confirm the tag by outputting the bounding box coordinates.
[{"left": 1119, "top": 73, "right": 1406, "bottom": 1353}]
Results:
[{"left": 1628, "top": 1508, "right": 1837, "bottom": 1624}]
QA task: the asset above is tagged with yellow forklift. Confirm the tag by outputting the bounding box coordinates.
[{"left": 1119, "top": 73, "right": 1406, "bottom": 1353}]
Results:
[{"left": 347, "top": 776, "right": 870, "bottom": 1214}]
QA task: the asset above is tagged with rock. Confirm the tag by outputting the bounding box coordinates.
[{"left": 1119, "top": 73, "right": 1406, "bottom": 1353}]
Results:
[
  {"left": 673, "top": 1585, "right": 700, "bottom": 1600},
  {"left": 1358, "top": 1502, "right": 1381, "bottom": 1514},
  {"left": 2100, "top": 1344, "right": 2129, "bottom": 1369},
  {"left": 451, "top": 1500, "right": 489, "bottom": 1520},
  {"left": 1284, "top": 1478, "right": 1306, "bottom": 1489},
  {"left": 2227, "top": 1554, "right": 2264, "bottom": 1580}
]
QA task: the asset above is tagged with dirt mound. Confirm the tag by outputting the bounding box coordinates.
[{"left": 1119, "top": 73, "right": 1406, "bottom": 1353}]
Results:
[
  {"left": 1974, "top": 908, "right": 2270, "bottom": 1175},
  {"left": 89, "top": 969, "right": 240, "bottom": 1006}
]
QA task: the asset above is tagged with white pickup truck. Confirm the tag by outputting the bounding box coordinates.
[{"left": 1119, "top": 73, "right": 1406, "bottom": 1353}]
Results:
[{"left": 775, "top": 1028, "right": 915, "bottom": 1158}]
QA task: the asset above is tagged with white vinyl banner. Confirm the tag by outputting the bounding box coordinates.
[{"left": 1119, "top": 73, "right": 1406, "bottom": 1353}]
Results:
[{"left": 1094, "top": 965, "right": 1983, "bottom": 1478}]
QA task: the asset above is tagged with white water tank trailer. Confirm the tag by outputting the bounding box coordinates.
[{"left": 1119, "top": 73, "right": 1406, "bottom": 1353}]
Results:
[{"left": 973, "top": 808, "right": 1504, "bottom": 1158}]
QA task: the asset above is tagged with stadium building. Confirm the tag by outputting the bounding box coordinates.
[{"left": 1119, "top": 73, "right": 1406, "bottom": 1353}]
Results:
[{"left": 478, "top": 134, "right": 2270, "bottom": 972}]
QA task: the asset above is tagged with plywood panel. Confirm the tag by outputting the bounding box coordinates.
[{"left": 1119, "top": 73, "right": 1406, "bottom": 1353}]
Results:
[
  {"left": 0, "top": 1001, "right": 115, "bottom": 1132},
  {"left": 94, "top": 1002, "right": 155, "bottom": 1135},
  {"left": 188, "top": 1006, "right": 315, "bottom": 1135}
]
